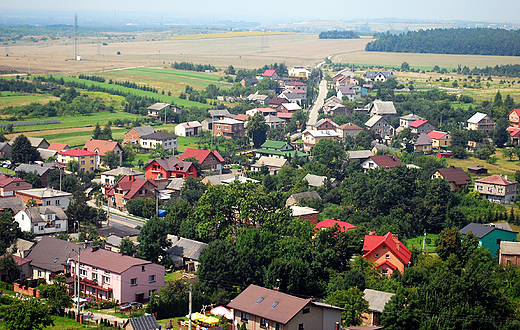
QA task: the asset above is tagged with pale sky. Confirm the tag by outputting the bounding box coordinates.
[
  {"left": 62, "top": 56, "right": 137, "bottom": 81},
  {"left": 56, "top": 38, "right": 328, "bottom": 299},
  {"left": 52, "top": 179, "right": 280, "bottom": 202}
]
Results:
[{"left": 1, "top": 0, "right": 518, "bottom": 24}]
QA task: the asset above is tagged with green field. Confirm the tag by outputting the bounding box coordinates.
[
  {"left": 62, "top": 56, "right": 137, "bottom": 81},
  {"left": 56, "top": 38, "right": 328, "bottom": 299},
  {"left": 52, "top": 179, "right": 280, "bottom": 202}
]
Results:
[
  {"left": 405, "top": 234, "right": 438, "bottom": 254},
  {"left": 0, "top": 92, "right": 59, "bottom": 110},
  {"left": 446, "top": 149, "right": 520, "bottom": 177},
  {"left": 124, "top": 67, "right": 224, "bottom": 82}
]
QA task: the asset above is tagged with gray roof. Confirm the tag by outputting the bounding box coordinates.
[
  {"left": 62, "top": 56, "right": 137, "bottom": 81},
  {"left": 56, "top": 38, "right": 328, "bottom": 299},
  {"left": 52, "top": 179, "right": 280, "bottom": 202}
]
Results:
[
  {"left": 371, "top": 100, "right": 397, "bottom": 115},
  {"left": 208, "top": 109, "right": 231, "bottom": 118},
  {"left": 26, "top": 236, "right": 77, "bottom": 273},
  {"left": 0, "top": 142, "right": 11, "bottom": 152},
  {"left": 102, "top": 167, "right": 144, "bottom": 177},
  {"left": 106, "top": 235, "right": 123, "bottom": 248},
  {"left": 304, "top": 173, "right": 333, "bottom": 187},
  {"left": 366, "top": 71, "right": 397, "bottom": 79},
  {"left": 9, "top": 136, "right": 49, "bottom": 149},
  {"left": 265, "top": 115, "right": 285, "bottom": 124},
  {"left": 97, "top": 226, "right": 140, "bottom": 238},
  {"left": 204, "top": 173, "right": 236, "bottom": 185},
  {"left": 500, "top": 241, "right": 520, "bottom": 255},
  {"left": 347, "top": 150, "right": 374, "bottom": 160},
  {"left": 363, "top": 289, "right": 395, "bottom": 313},
  {"left": 288, "top": 191, "right": 322, "bottom": 204},
  {"left": 400, "top": 114, "right": 423, "bottom": 121},
  {"left": 131, "top": 125, "right": 156, "bottom": 137},
  {"left": 252, "top": 156, "right": 289, "bottom": 168},
  {"left": 128, "top": 314, "right": 160, "bottom": 330},
  {"left": 166, "top": 235, "right": 208, "bottom": 261},
  {"left": 467, "top": 112, "right": 491, "bottom": 124},
  {"left": 140, "top": 131, "right": 177, "bottom": 141},
  {"left": 314, "top": 118, "right": 338, "bottom": 129},
  {"left": 10, "top": 238, "right": 35, "bottom": 255},
  {"left": 15, "top": 164, "right": 53, "bottom": 176},
  {"left": 17, "top": 188, "right": 72, "bottom": 198},
  {"left": 147, "top": 103, "right": 170, "bottom": 111},
  {"left": 365, "top": 115, "right": 385, "bottom": 128},
  {"left": 37, "top": 148, "right": 57, "bottom": 160},
  {"left": 414, "top": 133, "right": 432, "bottom": 146},
  {"left": 0, "top": 196, "right": 25, "bottom": 214},
  {"left": 21, "top": 206, "right": 68, "bottom": 224},
  {"left": 487, "top": 222, "right": 513, "bottom": 232},
  {"left": 460, "top": 222, "right": 517, "bottom": 239},
  {"left": 166, "top": 178, "right": 185, "bottom": 191}
]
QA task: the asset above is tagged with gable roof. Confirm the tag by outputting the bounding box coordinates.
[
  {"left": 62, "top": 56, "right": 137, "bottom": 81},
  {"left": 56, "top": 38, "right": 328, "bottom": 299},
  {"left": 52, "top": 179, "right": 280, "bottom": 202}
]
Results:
[
  {"left": 467, "top": 112, "right": 491, "bottom": 124},
  {"left": 47, "top": 143, "right": 70, "bottom": 152},
  {"left": 147, "top": 102, "right": 170, "bottom": 111},
  {"left": 20, "top": 206, "right": 68, "bottom": 223},
  {"left": 166, "top": 235, "right": 208, "bottom": 261},
  {"left": 460, "top": 222, "right": 517, "bottom": 239},
  {"left": 347, "top": 150, "right": 374, "bottom": 160},
  {"left": 288, "top": 191, "right": 321, "bottom": 203},
  {"left": 368, "top": 155, "right": 403, "bottom": 168},
  {"left": 276, "top": 112, "right": 293, "bottom": 119},
  {"left": 97, "top": 226, "right": 140, "bottom": 238},
  {"left": 59, "top": 148, "right": 97, "bottom": 157},
  {"left": 38, "top": 148, "right": 57, "bottom": 160},
  {"left": 475, "top": 174, "right": 517, "bottom": 185},
  {"left": 363, "top": 232, "right": 411, "bottom": 265},
  {"left": 26, "top": 236, "right": 77, "bottom": 272},
  {"left": 180, "top": 148, "right": 225, "bottom": 164},
  {"left": 16, "top": 164, "right": 54, "bottom": 176},
  {"left": 177, "top": 121, "right": 202, "bottom": 129},
  {"left": 129, "top": 125, "right": 156, "bottom": 137},
  {"left": 510, "top": 109, "right": 520, "bottom": 118},
  {"left": 363, "top": 289, "right": 395, "bottom": 313},
  {"left": 261, "top": 140, "right": 290, "bottom": 149},
  {"left": 434, "top": 167, "right": 470, "bottom": 186},
  {"left": 281, "top": 103, "right": 302, "bottom": 111},
  {"left": 102, "top": 167, "right": 143, "bottom": 177},
  {"left": 127, "top": 314, "right": 160, "bottom": 330},
  {"left": 84, "top": 139, "right": 121, "bottom": 156},
  {"left": 140, "top": 131, "right": 177, "bottom": 141},
  {"left": 338, "top": 122, "right": 363, "bottom": 130},
  {"left": 366, "top": 71, "right": 397, "bottom": 79},
  {"left": 106, "top": 176, "right": 157, "bottom": 200},
  {"left": 365, "top": 115, "right": 385, "bottom": 128},
  {"left": 314, "top": 118, "right": 338, "bottom": 129},
  {"left": 500, "top": 241, "right": 520, "bottom": 256},
  {"left": 427, "top": 130, "right": 449, "bottom": 140},
  {"left": 414, "top": 133, "right": 432, "bottom": 146},
  {"left": 79, "top": 247, "right": 151, "bottom": 274},
  {"left": 303, "top": 173, "right": 335, "bottom": 187},
  {"left": 227, "top": 285, "right": 341, "bottom": 325},
  {"left": 303, "top": 129, "right": 339, "bottom": 138},
  {"left": 17, "top": 187, "right": 72, "bottom": 199},
  {"left": 146, "top": 156, "right": 193, "bottom": 174},
  {"left": 208, "top": 109, "right": 232, "bottom": 118},
  {"left": 315, "top": 219, "right": 356, "bottom": 231},
  {"left": 400, "top": 114, "right": 423, "bottom": 121},
  {"left": 253, "top": 156, "right": 289, "bottom": 168},
  {"left": 263, "top": 69, "right": 277, "bottom": 77},
  {"left": 370, "top": 100, "right": 397, "bottom": 115},
  {"left": 269, "top": 97, "right": 287, "bottom": 106},
  {"left": 9, "top": 136, "right": 49, "bottom": 148},
  {"left": 234, "top": 114, "right": 251, "bottom": 121},
  {"left": 265, "top": 115, "right": 285, "bottom": 124},
  {"left": 0, "top": 196, "right": 25, "bottom": 214},
  {"left": 409, "top": 119, "right": 432, "bottom": 128},
  {"left": 0, "top": 174, "right": 31, "bottom": 188}
]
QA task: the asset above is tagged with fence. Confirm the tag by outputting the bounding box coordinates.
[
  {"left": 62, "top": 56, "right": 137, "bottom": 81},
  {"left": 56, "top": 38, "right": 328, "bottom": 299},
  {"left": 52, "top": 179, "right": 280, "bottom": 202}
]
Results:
[{"left": 0, "top": 119, "right": 60, "bottom": 127}]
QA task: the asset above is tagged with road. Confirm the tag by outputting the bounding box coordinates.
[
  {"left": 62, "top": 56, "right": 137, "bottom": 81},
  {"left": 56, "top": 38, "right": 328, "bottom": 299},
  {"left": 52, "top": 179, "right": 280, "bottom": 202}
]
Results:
[
  {"left": 87, "top": 200, "right": 145, "bottom": 228},
  {"left": 307, "top": 79, "right": 327, "bottom": 127}
]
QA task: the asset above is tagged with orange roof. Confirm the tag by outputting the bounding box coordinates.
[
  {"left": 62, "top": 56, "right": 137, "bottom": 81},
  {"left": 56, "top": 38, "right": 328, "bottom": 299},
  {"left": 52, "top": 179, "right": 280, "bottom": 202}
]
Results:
[
  {"left": 362, "top": 232, "right": 411, "bottom": 266},
  {"left": 106, "top": 175, "right": 157, "bottom": 200},
  {"left": 234, "top": 114, "right": 250, "bottom": 121},
  {"left": 83, "top": 139, "right": 121, "bottom": 156},
  {"left": 338, "top": 122, "right": 363, "bottom": 130},
  {"left": 475, "top": 174, "right": 517, "bottom": 185},
  {"left": 427, "top": 130, "right": 449, "bottom": 140},
  {"left": 59, "top": 148, "right": 97, "bottom": 157},
  {"left": 180, "top": 148, "right": 225, "bottom": 163},
  {"left": 47, "top": 142, "right": 69, "bottom": 152},
  {"left": 0, "top": 174, "right": 30, "bottom": 188}
]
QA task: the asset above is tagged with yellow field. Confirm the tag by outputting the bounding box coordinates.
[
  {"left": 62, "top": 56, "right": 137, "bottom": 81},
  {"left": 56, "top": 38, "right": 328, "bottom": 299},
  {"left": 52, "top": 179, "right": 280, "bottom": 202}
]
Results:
[{"left": 169, "top": 31, "right": 303, "bottom": 40}]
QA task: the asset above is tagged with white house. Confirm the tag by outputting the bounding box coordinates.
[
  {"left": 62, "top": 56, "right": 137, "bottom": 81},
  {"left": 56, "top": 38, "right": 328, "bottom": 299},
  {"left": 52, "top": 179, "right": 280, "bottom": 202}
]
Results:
[
  {"left": 16, "top": 188, "right": 73, "bottom": 211},
  {"left": 15, "top": 206, "right": 68, "bottom": 235},
  {"left": 174, "top": 121, "right": 202, "bottom": 137},
  {"left": 139, "top": 132, "right": 178, "bottom": 153}
]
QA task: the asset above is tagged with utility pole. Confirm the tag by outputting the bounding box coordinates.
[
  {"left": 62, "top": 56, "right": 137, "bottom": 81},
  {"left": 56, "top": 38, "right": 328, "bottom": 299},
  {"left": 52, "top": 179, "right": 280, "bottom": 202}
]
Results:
[
  {"left": 188, "top": 282, "right": 193, "bottom": 330},
  {"left": 422, "top": 230, "right": 427, "bottom": 254},
  {"left": 71, "top": 243, "right": 84, "bottom": 319},
  {"left": 107, "top": 196, "right": 111, "bottom": 226}
]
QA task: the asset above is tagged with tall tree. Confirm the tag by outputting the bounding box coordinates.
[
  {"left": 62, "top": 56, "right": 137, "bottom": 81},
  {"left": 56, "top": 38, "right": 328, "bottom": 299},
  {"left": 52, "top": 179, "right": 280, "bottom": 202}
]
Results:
[
  {"left": 5, "top": 298, "right": 54, "bottom": 330},
  {"left": 247, "top": 112, "right": 269, "bottom": 148},
  {"left": 11, "top": 135, "right": 39, "bottom": 164},
  {"left": 311, "top": 138, "right": 346, "bottom": 171},
  {"left": 92, "top": 122, "right": 102, "bottom": 139},
  {"left": 325, "top": 288, "right": 369, "bottom": 327},
  {"left": 102, "top": 150, "right": 120, "bottom": 169},
  {"left": 39, "top": 274, "right": 72, "bottom": 314},
  {"left": 493, "top": 118, "right": 510, "bottom": 148},
  {"left": 0, "top": 254, "right": 20, "bottom": 283},
  {"left": 0, "top": 211, "right": 19, "bottom": 255},
  {"left": 100, "top": 124, "right": 113, "bottom": 140},
  {"left": 137, "top": 216, "right": 170, "bottom": 263}
]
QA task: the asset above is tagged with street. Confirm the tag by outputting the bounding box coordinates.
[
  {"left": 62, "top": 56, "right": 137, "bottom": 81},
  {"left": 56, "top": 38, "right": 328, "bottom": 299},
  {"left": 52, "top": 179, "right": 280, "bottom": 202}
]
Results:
[{"left": 307, "top": 79, "right": 327, "bottom": 127}]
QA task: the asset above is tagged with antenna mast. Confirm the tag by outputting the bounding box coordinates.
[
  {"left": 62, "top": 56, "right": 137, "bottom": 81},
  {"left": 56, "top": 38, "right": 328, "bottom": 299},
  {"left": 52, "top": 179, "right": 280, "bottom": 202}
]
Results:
[{"left": 73, "top": 14, "right": 79, "bottom": 60}]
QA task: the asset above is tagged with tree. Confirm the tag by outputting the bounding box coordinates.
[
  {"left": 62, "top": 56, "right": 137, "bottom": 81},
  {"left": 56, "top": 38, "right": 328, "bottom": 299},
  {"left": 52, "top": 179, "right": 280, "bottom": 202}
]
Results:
[
  {"left": 66, "top": 159, "right": 79, "bottom": 174},
  {"left": 122, "top": 144, "right": 136, "bottom": 163},
  {"left": 137, "top": 216, "right": 170, "bottom": 263},
  {"left": 311, "top": 138, "right": 346, "bottom": 171},
  {"left": 0, "top": 253, "right": 20, "bottom": 283},
  {"left": 11, "top": 135, "right": 39, "bottom": 164},
  {"left": 150, "top": 144, "right": 168, "bottom": 158},
  {"left": 40, "top": 274, "right": 72, "bottom": 314},
  {"left": 355, "top": 131, "right": 373, "bottom": 150},
  {"left": 180, "top": 176, "right": 207, "bottom": 205},
  {"left": 247, "top": 112, "right": 269, "bottom": 148},
  {"left": 503, "top": 148, "right": 515, "bottom": 161},
  {"left": 5, "top": 298, "right": 54, "bottom": 330},
  {"left": 493, "top": 118, "right": 510, "bottom": 148},
  {"left": 326, "top": 288, "right": 369, "bottom": 326},
  {"left": 100, "top": 124, "right": 113, "bottom": 140},
  {"left": 119, "top": 237, "right": 137, "bottom": 256},
  {"left": 102, "top": 150, "right": 120, "bottom": 169},
  {"left": 126, "top": 198, "right": 156, "bottom": 218},
  {"left": 184, "top": 157, "right": 203, "bottom": 177},
  {"left": 0, "top": 211, "right": 19, "bottom": 255},
  {"left": 494, "top": 91, "right": 503, "bottom": 108},
  {"left": 401, "top": 62, "right": 410, "bottom": 71},
  {"left": 92, "top": 122, "right": 102, "bottom": 139},
  {"left": 66, "top": 190, "right": 107, "bottom": 229}
]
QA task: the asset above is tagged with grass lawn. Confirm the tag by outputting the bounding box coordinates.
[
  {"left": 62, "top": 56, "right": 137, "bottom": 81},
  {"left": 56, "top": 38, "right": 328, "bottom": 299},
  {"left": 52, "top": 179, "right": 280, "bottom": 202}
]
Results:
[
  {"left": 165, "top": 271, "right": 184, "bottom": 282},
  {"left": 0, "top": 92, "right": 59, "bottom": 110},
  {"left": 0, "top": 315, "right": 101, "bottom": 329},
  {"left": 405, "top": 234, "right": 438, "bottom": 254},
  {"left": 446, "top": 149, "right": 520, "bottom": 177}
]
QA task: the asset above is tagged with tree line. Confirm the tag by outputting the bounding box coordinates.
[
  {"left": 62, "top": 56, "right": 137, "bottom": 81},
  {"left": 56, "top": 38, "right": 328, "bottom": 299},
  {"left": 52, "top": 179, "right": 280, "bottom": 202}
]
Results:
[
  {"left": 319, "top": 30, "right": 359, "bottom": 39},
  {"left": 172, "top": 62, "right": 218, "bottom": 72},
  {"left": 366, "top": 28, "right": 520, "bottom": 56}
]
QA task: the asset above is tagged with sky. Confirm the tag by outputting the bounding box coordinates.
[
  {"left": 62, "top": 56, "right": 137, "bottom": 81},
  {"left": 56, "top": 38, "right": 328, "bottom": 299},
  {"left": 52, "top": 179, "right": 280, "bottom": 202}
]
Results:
[{"left": 1, "top": 0, "right": 519, "bottom": 25}]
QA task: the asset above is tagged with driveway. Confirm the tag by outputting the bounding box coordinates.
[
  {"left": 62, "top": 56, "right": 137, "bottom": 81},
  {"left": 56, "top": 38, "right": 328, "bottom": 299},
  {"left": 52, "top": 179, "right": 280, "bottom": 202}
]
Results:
[{"left": 307, "top": 79, "right": 327, "bottom": 127}]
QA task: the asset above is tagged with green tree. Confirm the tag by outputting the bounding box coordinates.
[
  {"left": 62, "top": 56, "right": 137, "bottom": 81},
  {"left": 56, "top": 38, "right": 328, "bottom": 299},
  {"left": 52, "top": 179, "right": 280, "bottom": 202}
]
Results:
[
  {"left": 122, "top": 144, "right": 136, "bottom": 163},
  {"left": 137, "top": 216, "right": 170, "bottom": 263},
  {"left": 311, "top": 138, "right": 346, "bottom": 171},
  {"left": 5, "top": 298, "right": 54, "bottom": 330},
  {"left": 66, "top": 159, "right": 79, "bottom": 174},
  {"left": 400, "top": 62, "right": 410, "bottom": 71},
  {"left": 355, "top": 131, "right": 373, "bottom": 150},
  {"left": 100, "top": 124, "right": 113, "bottom": 140},
  {"left": 503, "top": 148, "right": 515, "bottom": 161},
  {"left": 247, "top": 112, "right": 269, "bottom": 148},
  {"left": 325, "top": 288, "right": 369, "bottom": 326},
  {"left": 149, "top": 144, "right": 168, "bottom": 158},
  {"left": 119, "top": 237, "right": 137, "bottom": 256},
  {"left": 0, "top": 211, "right": 19, "bottom": 255},
  {"left": 180, "top": 176, "right": 207, "bottom": 205},
  {"left": 92, "top": 122, "right": 102, "bottom": 139},
  {"left": 11, "top": 135, "right": 39, "bottom": 164},
  {"left": 504, "top": 94, "right": 515, "bottom": 111},
  {"left": 102, "top": 150, "right": 120, "bottom": 169},
  {"left": 184, "top": 157, "right": 203, "bottom": 177},
  {"left": 493, "top": 118, "right": 510, "bottom": 148},
  {"left": 40, "top": 274, "right": 72, "bottom": 314},
  {"left": 0, "top": 253, "right": 20, "bottom": 283},
  {"left": 494, "top": 91, "right": 503, "bottom": 108}
]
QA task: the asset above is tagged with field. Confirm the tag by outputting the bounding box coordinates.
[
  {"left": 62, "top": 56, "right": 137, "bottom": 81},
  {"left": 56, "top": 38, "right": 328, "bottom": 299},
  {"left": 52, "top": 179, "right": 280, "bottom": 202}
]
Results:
[
  {"left": 405, "top": 234, "right": 438, "bottom": 254},
  {"left": 446, "top": 149, "right": 520, "bottom": 177},
  {"left": 0, "top": 91, "right": 59, "bottom": 110}
]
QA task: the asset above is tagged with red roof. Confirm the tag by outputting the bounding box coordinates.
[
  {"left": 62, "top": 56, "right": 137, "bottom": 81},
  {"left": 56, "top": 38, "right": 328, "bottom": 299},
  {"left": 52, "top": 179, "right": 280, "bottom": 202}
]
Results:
[
  {"left": 180, "top": 148, "right": 225, "bottom": 164},
  {"left": 83, "top": 139, "right": 121, "bottom": 156},
  {"left": 106, "top": 175, "right": 157, "bottom": 199},
  {"left": 59, "top": 148, "right": 97, "bottom": 157},
  {"left": 509, "top": 109, "right": 520, "bottom": 117},
  {"left": 475, "top": 174, "right": 517, "bottom": 185},
  {"left": 277, "top": 112, "right": 293, "bottom": 119},
  {"left": 47, "top": 142, "right": 69, "bottom": 152},
  {"left": 263, "top": 69, "right": 277, "bottom": 77},
  {"left": 509, "top": 127, "right": 520, "bottom": 137},
  {"left": 257, "top": 107, "right": 277, "bottom": 113},
  {"left": 369, "top": 155, "right": 403, "bottom": 168},
  {"left": 409, "top": 119, "right": 430, "bottom": 128},
  {"left": 315, "top": 219, "right": 356, "bottom": 231},
  {"left": 427, "top": 130, "right": 449, "bottom": 140},
  {"left": 362, "top": 232, "right": 411, "bottom": 265},
  {"left": 0, "top": 174, "right": 30, "bottom": 188},
  {"left": 234, "top": 114, "right": 250, "bottom": 121}
]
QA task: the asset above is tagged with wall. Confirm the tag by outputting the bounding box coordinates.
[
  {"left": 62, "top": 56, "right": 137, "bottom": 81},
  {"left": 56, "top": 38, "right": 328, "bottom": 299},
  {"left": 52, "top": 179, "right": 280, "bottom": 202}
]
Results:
[
  {"left": 120, "top": 263, "right": 165, "bottom": 304},
  {"left": 13, "top": 283, "right": 40, "bottom": 297}
]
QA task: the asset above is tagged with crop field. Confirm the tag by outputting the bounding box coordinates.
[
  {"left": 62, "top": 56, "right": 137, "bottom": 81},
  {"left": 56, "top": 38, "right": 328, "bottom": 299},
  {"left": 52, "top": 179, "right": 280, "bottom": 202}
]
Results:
[{"left": 0, "top": 92, "right": 59, "bottom": 110}]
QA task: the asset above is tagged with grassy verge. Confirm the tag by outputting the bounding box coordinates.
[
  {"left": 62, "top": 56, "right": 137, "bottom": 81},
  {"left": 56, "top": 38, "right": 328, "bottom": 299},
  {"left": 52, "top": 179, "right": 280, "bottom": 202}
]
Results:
[{"left": 165, "top": 271, "right": 184, "bottom": 282}]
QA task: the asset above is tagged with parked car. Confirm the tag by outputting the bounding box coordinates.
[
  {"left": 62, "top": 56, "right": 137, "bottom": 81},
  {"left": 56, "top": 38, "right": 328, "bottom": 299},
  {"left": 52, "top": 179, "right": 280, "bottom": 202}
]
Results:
[{"left": 119, "top": 302, "right": 142, "bottom": 311}]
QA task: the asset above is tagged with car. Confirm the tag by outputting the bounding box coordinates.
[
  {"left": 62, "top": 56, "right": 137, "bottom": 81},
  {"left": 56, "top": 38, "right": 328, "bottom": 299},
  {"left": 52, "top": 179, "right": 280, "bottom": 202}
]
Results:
[{"left": 119, "top": 302, "right": 142, "bottom": 311}]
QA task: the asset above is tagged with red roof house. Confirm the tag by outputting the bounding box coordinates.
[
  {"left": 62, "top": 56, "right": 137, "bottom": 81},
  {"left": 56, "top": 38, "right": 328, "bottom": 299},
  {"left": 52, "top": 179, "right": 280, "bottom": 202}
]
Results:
[
  {"left": 83, "top": 139, "right": 124, "bottom": 167},
  {"left": 409, "top": 119, "right": 437, "bottom": 134},
  {"left": 179, "top": 148, "right": 225, "bottom": 174},
  {"left": 315, "top": 219, "right": 356, "bottom": 232},
  {"left": 0, "top": 174, "right": 32, "bottom": 197},
  {"left": 263, "top": 70, "right": 279, "bottom": 79},
  {"left": 145, "top": 156, "right": 196, "bottom": 180},
  {"left": 362, "top": 232, "right": 411, "bottom": 276},
  {"left": 509, "top": 109, "right": 520, "bottom": 128},
  {"left": 361, "top": 155, "right": 403, "bottom": 171},
  {"left": 106, "top": 175, "right": 158, "bottom": 211},
  {"left": 509, "top": 127, "right": 520, "bottom": 145}
]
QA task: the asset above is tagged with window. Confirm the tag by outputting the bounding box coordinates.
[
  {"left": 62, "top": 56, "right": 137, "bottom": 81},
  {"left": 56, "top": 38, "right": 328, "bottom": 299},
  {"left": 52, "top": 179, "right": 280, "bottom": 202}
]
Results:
[
  {"left": 275, "top": 324, "right": 282, "bottom": 330},
  {"left": 298, "top": 324, "right": 304, "bottom": 330},
  {"left": 38, "top": 270, "right": 42, "bottom": 277},
  {"left": 488, "top": 186, "right": 493, "bottom": 192},
  {"left": 498, "top": 188, "right": 504, "bottom": 194},
  {"left": 271, "top": 302, "right": 279, "bottom": 308},
  {"left": 103, "top": 276, "right": 110, "bottom": 284},
  {"left": 90, "top": 167, "right": 94, "bottom": 171},
  {"left": 217, "top": 126, "right": 221, "bottom": 130},
  {"left": 256, "top": 297, "right": 265, "bottom": 304},
  {"left": 92, "top": 288, "right": 97, "bottom": 295},
  {"left": 81, "top": 160, "right": 86, "bottom": 165},
  {"left": 46, "top": 200, "right": 51, "bottom": 205},
  {"left": 80, "top": 269, "right": 87, "bottom": 276},
  {"left": 260, "top": 318, "right": 269, "bottom": 329},
  {"left": 90, "top": 159, "right": 94, "bottom": 164},
  {"left": 240, "top": 312, "right": 249, "bottom": 322},
  {"left": 149, "top": 275, "right": 156, "bottom": 283},
  {"left": 382, "top": 245, "right": 387, "bottom": 249},
  {"left": 56, "top": 224, "right": 61, "bottom": 229},
  {"left": 386, "top": 254, "right": 390, "bottom": 259},
  {"left": 55, "top": 200, "right": 60, "bottom": 205},
  {"left": 92, "top": 273, "right": 98, "bottom": 281},
  {"left": 104, "top": 270, "right": 110, "bottom": 275},
  {"left": 142, "top": 266, "right": 145, "bottom": 272},
  {"left": 382, "top": 269, "right": 388, "bottom": 275},
  {"left": 39, "top": 226, "right": 44, "bottom": 231},
  {"left": 302, "top": 308, "right": 310, "bottom": 314},
  {"left": 375, "top": 254, "right": 379, "bottom": 258},
  {"left": 130, "top": 278, "right": 137, "bottom": 286}
]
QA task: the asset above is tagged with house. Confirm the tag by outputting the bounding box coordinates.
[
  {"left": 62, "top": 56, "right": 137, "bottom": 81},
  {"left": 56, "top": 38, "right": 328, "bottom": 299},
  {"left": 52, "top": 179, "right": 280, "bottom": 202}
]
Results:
[
  {"left": 509, "top": 127, "right": 520, "bottom": 145},
  {"left": 279, "top": 89, "right": 305, "bottom": 103},
  {"left": 235, "top": 114, "right": 251, "bottom": 122},
  {"left": 0, "top": 173, "right": 32, "bottom": 197},
  {"left": 409, "top": 119, "right": 437, "bottom": 134},
  {"left": 326, "top": 103, "right": 350, "bottom": 116},
  {"left": 246, "top": 92, "right": 270, "bottom": 105},
  {"left": 0, "top": 143, "right": 11, "bottom": 159},
  {"left": 246, "top": 107, "right": 278, "bottom": 117},
  {"left": 227, "top": 284, "right": 343, "bottom": 330},
  {"left": 106, "top": 175, "right": 158, "bottom": 211},
  {"left": 285, "top": 81, "right": 307, "bottom": 93},
  {"left": 365, "top": 71, "right": 397, "bottom": 82},
  {"left": 509, "top": 109, "right": 520, "bottom": 128},
  {"left": 263, "top": 69, "right": 279, "bottom": 79},
  {"left": 286, "top": 191, "right": 322, "bottom": 207},
  {"left": 475, "top": 174, "right": 517, "bottom": 204},
  {"left": 371, "top": 143, "right": 389, "bottom": 155},
  {"left": 365, "top": 115, "right": 395, "bottom": 138},
  {"left": 460, "top": 223, "right": 518, "bottom": 257},
  {"left": 431, "top": 167, "right": 471, "bottom": 191},
  {"left": 47, "top": 143, "right": 70, "bottom": 152},
  {"left": 468, "top": 166, "right": 488, "bottom": 175},
  {"left": 414, "top": 133, "right": 432, "bottom": 153},
  {"left": 269, "top": 97, "right": 287, "bottom": 109},
  {"left": 174, "top": 121, "right": 202, "bottom": 137},
  {"left": 213, "top": 118, "right": 245, "bottom": 139},
  {"left": 361, "top": 155, "right": 403, "bottom": 171},
  {"left": 25, "top": 236, "right": 77, "bottom": 283},
  {"left": 202, "top": 173, "right": 252, "bottom": 186},
  {"left": 276, "top": 112, "right": 293, "bottom": 124},
  {"left": 302, "top": 129, "right": 340, "bottom": 153},
  {"left": 279, "top": 103, "right": 302, "bottom": 113},
  {"left": 315, "top": 219, "right": 356, "bottom": 232},
  {"left": 15, "top": 163, "right": 57, "bottom": 187},
  {"left": 37, "top": 148, "right": 57, "bottom": 161},
  {"left": 97, "top": 226, "right": 140, "bottom": 242},
  {"left": 145, "top": 156, "right": 196, "bottom": 180},
  {"left": 368, "top": 100, "right": 397, "bottom": 122},
  {"left": 250, "top": 156, "right": 289, "bottom": 175},
  {"left": 265, "top": 115, "right": 286, "bottom": 130},
  {"left": 290, "top": 205, "right": 319, "bottom": 225},
  {"left": 58, "top": 148, "right": 98, "bottom": 172},
  {"left": 0, "top": 254, "right": 31, "bottom": 282},
  {"left": 208, "top": 109, "right": 234, "bottom": 121},
  {"left": 499, "top": 241, "right": 520, "bottom": 266},
  {"left": 84, "top": 139, "right": 124, "bottom": 167},
  {"left": 313, "top": 118, "right": 338, "bottom": 131},
  {"left": 147, "top": 103, "right": 180, "bottom": 119},
  {"left": 179, "top": 148, "right": 225, "bottom": 174},
  {"left": 399, "top": 114, "right": 423, "bottom": 128},
  {"left": 288, "top": 66, "right": 311, "bottom": 79},
  {"left": 9, "top": 136, "right": 50, "bottom": 149},
  {"left": 101, "top": 167, "right": 144, "bottom": 192},
  {"left": 427, "top": 131, "right": 451, "bottom": 148},
  {"left": 303, "top": 173, "right": 338, "bottom": 188},
  {"left": 362, "top": 289, "right": 395, "bottom": 327},
  {"left": 14, "top": 206, "right": 68, "bottom": 235},
  {"left": 363, "top": 232, "right": 411, "bottom": 276},
  {"left": 241, "top": 78, "right": 259, "bottom": 87},
  {"left": 0, "top": 197, "right": 25, "bottom": 215},
  {"left": 254, "top": 140, "right": 308, "bottom": 160},
  {"left": 139, "top": 132, "right": 177, "bottom": 153},
  {"left": 69, "top": 247, "right": 165, "bottom": 303},
  {"left": 166, "top": 235, "right": 207, "bottom": 271},
  {"left": 347, "top": 150, "right": 374, "bottom": 163},
  {"left": 124, "top": 314, "right": 160, "bottom": 330},
  {"left": 124, "top": 126, "right": 156, "bottom": 145},
  {"left": 337, "top": 123, "right": 363, "bottom": 139},
  {"left": 467, "top": 112, "right": 495, "bottom": 133},
  {"left": 16, "top": 188, "right": 73, "bottom": 211}
]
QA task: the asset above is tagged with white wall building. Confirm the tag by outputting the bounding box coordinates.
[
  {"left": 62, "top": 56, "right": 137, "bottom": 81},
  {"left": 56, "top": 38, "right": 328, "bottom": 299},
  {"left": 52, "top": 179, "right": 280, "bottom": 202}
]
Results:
[{"left": 15, "top": 206, "right": 68, "bottom": 235}]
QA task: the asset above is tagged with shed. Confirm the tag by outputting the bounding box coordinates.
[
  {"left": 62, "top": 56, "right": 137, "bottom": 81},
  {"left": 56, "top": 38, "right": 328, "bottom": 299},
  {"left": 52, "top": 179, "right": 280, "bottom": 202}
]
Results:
[{"left": 468, "top": 166, "right": 488, "bottom": 175}]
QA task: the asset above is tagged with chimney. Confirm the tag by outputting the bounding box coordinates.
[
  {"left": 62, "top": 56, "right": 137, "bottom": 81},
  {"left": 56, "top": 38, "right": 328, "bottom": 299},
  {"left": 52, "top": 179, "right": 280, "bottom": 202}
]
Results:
[{"left": 368, "top": 231, "right": 376, "bottom": 235}]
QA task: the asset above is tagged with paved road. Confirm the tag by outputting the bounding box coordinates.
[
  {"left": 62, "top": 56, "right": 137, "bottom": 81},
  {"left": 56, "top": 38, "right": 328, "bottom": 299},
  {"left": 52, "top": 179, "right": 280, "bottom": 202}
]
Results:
[
  {"left": 87, "top": 201, "right": 145, "bottom": 228},
  {"left": 307, "top": 79, "right": 327, "bottom": 127}
]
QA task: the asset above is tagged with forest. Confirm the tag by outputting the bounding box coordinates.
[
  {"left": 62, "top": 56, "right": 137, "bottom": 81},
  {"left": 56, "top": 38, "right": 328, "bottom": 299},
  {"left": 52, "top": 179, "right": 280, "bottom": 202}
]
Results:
[
  {"left": 365, "top": 28, "right": 520, "bottom": 56},
  {"left": 319, "top": 30, "right": 359, "bottom": 39}
]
